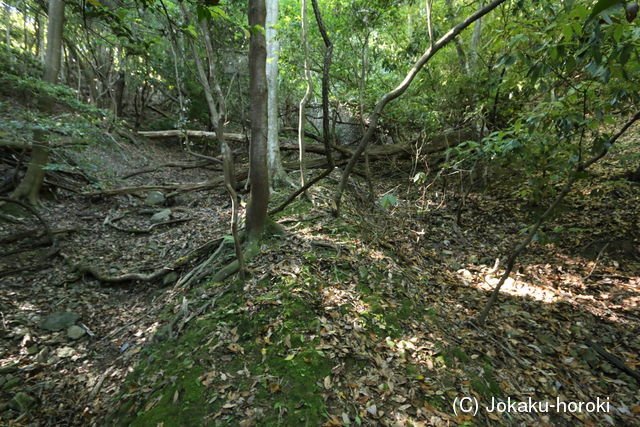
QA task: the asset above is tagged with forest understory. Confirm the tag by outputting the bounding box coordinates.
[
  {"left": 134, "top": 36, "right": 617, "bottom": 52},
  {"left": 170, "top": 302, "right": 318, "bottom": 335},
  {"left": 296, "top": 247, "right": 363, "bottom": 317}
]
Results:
[
  {"left": 1, "top": 122, "right": 639, "bottom": 425},
  {"left": 2, "top": 0, "right": 640, "bottom": 425}
]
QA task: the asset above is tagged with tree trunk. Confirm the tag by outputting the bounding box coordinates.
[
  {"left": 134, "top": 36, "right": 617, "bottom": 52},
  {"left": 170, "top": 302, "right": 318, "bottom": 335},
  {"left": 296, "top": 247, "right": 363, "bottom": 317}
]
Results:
[
  {"left": 11, "top": 0, "right": 65, "bottom": 205},
  {"left": 113, "top": 69, "right": 126, "bottom": 117},
  {"left": 246, "top": 0, "right": 269, "bottom": 242},
  {"left": 297, "top": 0, "right": 313, "bottom": 190},
  {"left": 266, "top": 0, "right": 286, "bottom": 187},
  {"left": 180, "top": 3, "right": 220, "bottom": 131},
  {"left": 469, "top": 1, "right": 483, "bottom": 70},
  {"left": 311, "top": 0, "right": 334, "bottom": 167},
  {"left": 4, "top": 1, "right": 10, "bottom": 50}
]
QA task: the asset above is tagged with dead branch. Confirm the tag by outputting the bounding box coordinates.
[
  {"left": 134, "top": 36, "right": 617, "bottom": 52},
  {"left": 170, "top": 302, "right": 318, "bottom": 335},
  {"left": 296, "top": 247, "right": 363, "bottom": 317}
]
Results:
[
  {"left": 138, "top": 129, "right": 247, "bottom": 144},
  {"left": 104, "top": 215, "right": 192, "bottom": 234},
  {"left": 61, "top": 236, "right": 224, "bottom": 285},
  {"left": 184, "top": 149, "right": 223, "bottom": 164},
  {"left": 476, "top": 110, "right": 640, "bottom": 324},
  {"left": 82, "top": 179, "right": 225, "bottom": 197},
  {"left": 121, "top": 160, "right": 216, "bottom": 179},
  {"left": 85, "top": 157, "right": 342, "bottom": 198},
  {"left": 586, "top": 340, "right": 640, "bottom": 382},
  {"left": 0, "top": 197, "right": 53, "bottom": 245}
]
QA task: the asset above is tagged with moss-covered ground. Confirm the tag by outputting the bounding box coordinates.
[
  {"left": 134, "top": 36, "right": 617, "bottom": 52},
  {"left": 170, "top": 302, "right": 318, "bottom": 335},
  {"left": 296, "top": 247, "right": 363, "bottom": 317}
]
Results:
[{"left": 109, "top": 195, "right": 513, "bottom": 426}]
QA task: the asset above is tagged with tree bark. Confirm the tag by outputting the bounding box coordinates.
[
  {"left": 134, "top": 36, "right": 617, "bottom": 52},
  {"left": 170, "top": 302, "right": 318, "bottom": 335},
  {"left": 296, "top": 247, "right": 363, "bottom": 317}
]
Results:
[
  {"left": 4, "top": 1, "right": 12, "bottom": 50},
  {"left": 11, "top": 0, "right": 65, "bottom": 205},
  {"left": 297, "top": 0, "right": 313, "bottom": 190},
  {"left": 137, "top": 129, "right": 246, "bottom": 143},
  {"left": 333, "top": 0, "right": 507, "bottom": 216},
  {"left": 246, "top": 0, "right": 269, "bottom": 241},
  {"left": 311, "top": 0, "right": 334, "bottom": 168},
  {"left": 266, "top": 0, "right": 286, "bottom": 187},
  {"left": 180, "top": 3, "right": 220, "bottom": 131}
]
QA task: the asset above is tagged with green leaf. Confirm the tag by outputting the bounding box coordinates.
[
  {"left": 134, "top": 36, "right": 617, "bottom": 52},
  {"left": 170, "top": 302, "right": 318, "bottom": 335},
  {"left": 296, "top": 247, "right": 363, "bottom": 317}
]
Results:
[
  {"left": 196, "top": 5, "right": 211, "bottom": 22},
  {"left": 586, "top": 0, "right": 625, "bottom": 23},
  {"left": 378, "top": 194, "right": 399, "bottom": 209}
]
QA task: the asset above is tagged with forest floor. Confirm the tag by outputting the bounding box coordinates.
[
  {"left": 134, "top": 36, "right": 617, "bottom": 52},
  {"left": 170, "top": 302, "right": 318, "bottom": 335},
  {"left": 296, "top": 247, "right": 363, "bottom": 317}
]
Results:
[{"left": 1, "top": 110, "right": 640, "bottom": 425}]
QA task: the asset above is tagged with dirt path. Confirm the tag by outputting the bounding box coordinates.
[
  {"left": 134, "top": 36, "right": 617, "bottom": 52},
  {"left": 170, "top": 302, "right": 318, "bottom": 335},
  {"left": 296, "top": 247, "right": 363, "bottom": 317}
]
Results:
[{"left": 0, "top": 138, "right": 234, "bottom": 424}]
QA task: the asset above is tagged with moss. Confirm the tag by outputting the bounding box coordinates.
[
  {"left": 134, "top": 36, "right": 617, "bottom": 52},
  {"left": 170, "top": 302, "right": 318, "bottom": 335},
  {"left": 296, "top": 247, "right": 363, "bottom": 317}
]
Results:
[
  {"left": 111, "top": 317, "right": 213, "bottom": 425},
  {"left": 129, "top": 366, "right": 207, "bottom": 427},
  {"left": 271, "top": 197, "right": 312, "bottom": 219},
  {"left": 470, "top": 364, "right": 502, "bottom": 400}
]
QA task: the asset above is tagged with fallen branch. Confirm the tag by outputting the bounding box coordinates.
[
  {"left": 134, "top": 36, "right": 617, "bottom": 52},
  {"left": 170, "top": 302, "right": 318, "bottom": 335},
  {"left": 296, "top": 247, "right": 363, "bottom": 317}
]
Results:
[
  {"left": 104, "top": 215, "right": 192, "bottom": 234},
  {"left": 122, "top": 160, "right": 216, "bottom": 179},
  {"left": 586, "top": 339, "right": 640, "bottom": 382},
  {"left": 61, "top": 236, "right": 224, "bottom": 285},
  {"left": 85, "top": 158, "right": 341, "bottom": 198},
  {"left": 0, "top": 197, "right": 53, "bottom": 246},
  {"left": 184, "top": 149, "right": 223, "bottom": 164},
  {"left": 82, "top": 179, "right": 225, "bottom": 197},
  {"left": 333, "top": 0, "right": 508, "bottom": 215},
  {"left": 138, "top": 129, "right": 247, "bottom": 144}
]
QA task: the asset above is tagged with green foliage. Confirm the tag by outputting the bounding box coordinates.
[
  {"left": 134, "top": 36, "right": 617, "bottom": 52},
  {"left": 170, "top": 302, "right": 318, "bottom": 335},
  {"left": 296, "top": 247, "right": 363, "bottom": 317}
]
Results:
[{"left": 378, "top": 193, "right": 399, "bottom": 209}]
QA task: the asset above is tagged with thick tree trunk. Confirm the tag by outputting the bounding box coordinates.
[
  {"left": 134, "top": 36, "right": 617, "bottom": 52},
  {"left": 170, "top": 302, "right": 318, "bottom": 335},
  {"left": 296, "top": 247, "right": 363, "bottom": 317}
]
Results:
[
  {"left": 266, "top": 0, "right": 286, "bottom": 186},
  {"left": 333, "top": 0, "right": 507, "bottom": 215},
  {"left": 246, "top": 0, "right": 269, "bottom": 241},
  {"left": 11, "top": 0, "right": 65, "bottom": 205}
]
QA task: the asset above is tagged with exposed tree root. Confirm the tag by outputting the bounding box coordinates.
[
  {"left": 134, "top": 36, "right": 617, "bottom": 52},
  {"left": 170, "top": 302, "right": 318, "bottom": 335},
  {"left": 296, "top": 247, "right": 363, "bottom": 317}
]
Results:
[
  {"left": 121, "top": 160, "right": 217, "bottom": 179},
  {"left": 82, "top": 179, "right": 226, "bottom": 197},
  {"left": 0, "top": 262, "right": 54, "bottom": 279},
  {"left": 104, "top": 214, "right": 192, "bottom": 234},
  {"left": 60, "top": 236, "right": 224, "bottom": 285},
  {"left": 84, "top": 160, "right": 343, "bottom": 198}
]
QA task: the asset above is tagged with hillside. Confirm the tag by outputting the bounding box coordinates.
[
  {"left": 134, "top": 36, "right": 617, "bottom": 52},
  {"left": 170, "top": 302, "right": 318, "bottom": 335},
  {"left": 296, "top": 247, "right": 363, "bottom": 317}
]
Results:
[{"left": 2, "top": 0, "right": 640, "bottom": 425}]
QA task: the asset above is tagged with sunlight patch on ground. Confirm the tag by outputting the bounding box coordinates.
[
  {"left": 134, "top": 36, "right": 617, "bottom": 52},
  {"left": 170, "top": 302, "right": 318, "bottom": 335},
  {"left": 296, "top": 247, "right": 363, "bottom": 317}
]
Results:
[{"left": 459, "top": 267, "right": 560, "bottom": 303}]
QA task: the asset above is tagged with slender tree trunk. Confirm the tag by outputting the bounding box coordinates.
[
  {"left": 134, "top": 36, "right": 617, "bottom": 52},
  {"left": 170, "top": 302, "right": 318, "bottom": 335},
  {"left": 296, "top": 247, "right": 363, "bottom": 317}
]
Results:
[
  {"left": 311, "top": 0, "right": 334, "bottom": 167},
  {"left": 333, "top": 0, "right": 507, "bottom": 216},
  {"left": 469, "top": 2, "right": 483, "bottom": 70},
  {"left": 34, "top": 11, "right": 41, "bottom": 58},
  {"left": 446, "top": 0, "right": 469, "bottom": 74},
  {"left": 266, "top": 0, "right": 286, "bottom": 187},
  {"left": 180, "top": 3, "right": 219, "bottom": 131},
  {"left": 199, "top": 15, "right": 225, "bottom": 128},
  {"left": 246, "top": 0, "right": 269, "bottom": 241},
  {"left": 4, "top": 1, "right": 10, "bottom": 50},
  {"left": 11, "top": 0, "right": 65, "bottom": 205},
  {"left": 425, "top": 0, "right": 434, "bottom": 47},
  {"left": 297, "top": 0, "right": 313, "bottom": 190}
]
